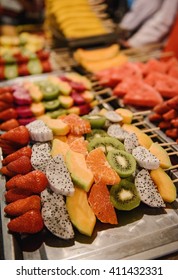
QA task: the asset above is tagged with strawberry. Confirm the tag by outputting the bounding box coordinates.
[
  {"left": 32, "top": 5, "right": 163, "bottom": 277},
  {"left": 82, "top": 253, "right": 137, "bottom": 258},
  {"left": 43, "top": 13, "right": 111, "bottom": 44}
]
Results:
[
  {"left": 0, "top": 86, "right": 14, "bottom": 94},
  {"left": 1, "top": 125, "right": 30, "bottom": 146},
  {"left": 6, "top": 155, "right": 33, "bottom": 175},
  {"left": 7, "top": 210, "right": 44, "bottom": 233},
  {"left": 4, "top": 195, "right": 41, "bottom": 216},
  {"left": 0, "top": 101, "right": 13, "bottom": 112},
  {"left": 0, "top": 138, "right": 20, "bottom": 155},
  {"left": 0, "top": 92, "right": 14, "bottom": 103},
  {"left": 2, "top": 146, "right": 32, "bottom": 165},
  {"left": 5, "top": 174, "right": 23, "bottom": 190},
  {"left": 0, "top": 108, "right": 17, "bottom": 121},
  {"left": 5, "top": 188, "right": 33, "bottom": 203},
  {"left": 0, "top": 119, "right": 20, "bottom": 131},
  {"left": 15, "top": 170, "right": 48, "bottom": 193},
  {"left": 0, "top": 166, "right": 16, "bottom": 177}
]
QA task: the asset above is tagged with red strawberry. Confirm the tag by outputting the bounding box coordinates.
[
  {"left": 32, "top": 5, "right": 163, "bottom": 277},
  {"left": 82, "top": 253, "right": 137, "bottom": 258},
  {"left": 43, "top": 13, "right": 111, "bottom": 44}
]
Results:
[
  {"left": 5, "top": 188, "right": 33, "bottom": 203},
  {"left": 6, "top": 155, "right": 33, "bottom": 175},
  {"left": 4, "top": 195, "right": 41, "bottom": 216},
  {"left": 7, "top": 210, "right": 44, "bottom": 233},
  {"left": 5, "top": 174, "right": 23, "bottom": 190},
  {"left": 0, "top": 86, "right": 14, "bottom": 94},
  {"left": 0, "top": 108, "right": 17, "bottom": 121},
  {"left": 1, "top": 125, "right": 30, "bottom": 146},
  {"left": 0, "top": 119, "right": 20, "bottom": 131},
  {"left": 0, "top": 166, "right": 16, "bottom": 177},
  {"left": 15, "top": 170, "right": 48, "bottom": 193},
  {"left": 0, "top": 92, "right": 14, "bottom": 103},
  {"left": 0, "top": 101, "right": 13, "bottom": 112},
  {"left": 0, "top": 138, "right": 20, "bottom": 155},
  {"left": 2, "top": 146, "right": 32, "bottom": 165}
]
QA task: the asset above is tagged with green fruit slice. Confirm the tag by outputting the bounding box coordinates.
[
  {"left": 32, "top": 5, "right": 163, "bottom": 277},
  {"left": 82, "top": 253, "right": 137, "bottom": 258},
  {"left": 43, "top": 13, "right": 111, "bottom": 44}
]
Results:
[
  {"left": 83, "top": 115, "right": 106, "bottom": 129},
  {"left": 47, "top": 109, "right": 67, "bottom": 118},
  {"left": 88, "top": 136, "right": 125, "bottom": 154},
  {"left": 39, "top": 81, "right": 60, "bottom": 100},
  {"left": 28, "top": 59, "right": 42, "bottom": 75},
  {"left": 110, "top": 179, "right": 141, "bottom": 211},
  {"left": 4, "top": 65, "right": 18, "bottom": 79},
  {"left": 43, "top": 99, "right": 60, "bottom": 111},
  {"left": 86, "top": 129, "right": 108, "bottom": 142}
]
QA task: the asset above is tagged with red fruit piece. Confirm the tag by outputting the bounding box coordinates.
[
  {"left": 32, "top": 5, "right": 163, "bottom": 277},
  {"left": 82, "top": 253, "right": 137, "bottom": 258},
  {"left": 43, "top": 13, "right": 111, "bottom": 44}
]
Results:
[
  {"left": 0, "top": 166, "right": 16, "bottom": 177},
  {"left": 7, "top": 210, "right": 44, "bottom": 233},
  {"left": 15, "top": 170, "right": 48, "bottom": 193},
  {"left": 0, "top": 108, "right": 18, "bottom": 121},
  {"left": 0, "top": 138, "right": 19, "bottom": 155},
  {"left": 2, "top": 146, "right": 32, "bottom": 165},
  {"left": 88, "top": 183, "right": 118, "bottom": 225},
  {"left": 0, "top": 119, "right": 20, "bottom": 131},
  {"left": 5, "top": 188, "right": 33, "bottom": 203},
  {"left": 0, "top": 92, "right": 14, "bottom": 103},
  {"left": 0, "top": 101, "right": 13, "bottom": 112},
  {"left": 5, "top": 174, "right": 23, "bottom": 190},
  {"left": 1, "top": 125, "right": 30, "bottom": 146},
  {"left": 4, "top": 195, "right": 41, "bottom": 216},
  {"left": 6, "top": 155, "right": 33, "bottom": 175}
]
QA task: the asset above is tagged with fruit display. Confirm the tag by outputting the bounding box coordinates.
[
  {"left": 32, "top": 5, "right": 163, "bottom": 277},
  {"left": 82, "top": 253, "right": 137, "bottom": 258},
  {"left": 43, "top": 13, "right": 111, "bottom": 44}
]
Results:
[
  {"left": 73, "top": 44, "right": 128, "bottom": 72},
  {"left": 45, "top": 0, "right": 114, "bottom": 39},
  {"left": 0, "top": 72, "right": 96, "bottom": 127},
  {"left": 149, "top": 95, "right": 178, "bottom": 142},
  {"left": 94, "top": 57, "right": 178, "bottom": 108},
  {"left": 0, "top": 107, "right": 177, "bottom": 243}
]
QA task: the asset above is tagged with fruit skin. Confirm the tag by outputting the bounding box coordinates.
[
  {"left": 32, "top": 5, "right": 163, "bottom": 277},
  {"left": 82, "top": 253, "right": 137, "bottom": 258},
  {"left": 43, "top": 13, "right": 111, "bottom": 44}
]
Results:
[
  {"left": 150, "top": 167, "right": 176, "bottom": 203},
  {"left": 13, "top": 170, "right": 48, "bottom": 193},
  {"left": 6, "top": 155, "right": 33, "bottom": 175},
  {"left": 149, "top": 143, "right": 172, "bottom": 169},
  {"left": 66, "top": 149, "right": 94, "bottom": 192},
  {"left": 7, "top": 210, "right": 44, "bottom": 233},
  {"left": 66, "top": 186, "right": 96, "bottom": 237},
  {"left": 2, "top": 146, "right": 32, "bottom": 165},
  {"left": 5, "top": 188, "right": 33, "bottom": 203},
  {"left": 1, "top": 125, "right": 30, "bottom": 146},
  {"left": 88, "top": 183, "right": 118, "bottom": 225},
  {"left": 4, "top": 195, "right": 41, "bottom": 216},
  {"left": 0, "top": 166, "right": 16, "bottom": 177},
  {"left": 0, "top": 108, "right": 18, "bottom": 121},
  {"left": 6, "top": 174, "right": 23, "bottom": 190},
  {"left": 0, "top": 119, "right": 19, "bottom": 131}
]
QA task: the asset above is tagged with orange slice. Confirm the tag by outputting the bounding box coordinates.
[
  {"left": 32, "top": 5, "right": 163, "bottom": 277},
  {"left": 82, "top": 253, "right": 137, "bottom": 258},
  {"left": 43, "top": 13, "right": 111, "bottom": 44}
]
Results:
[
  {"left": 69, "top": 138, "right": 89, "bottom": 157},
  {"left": 63, "top": 114, "right": 91, "bottom": 135}
]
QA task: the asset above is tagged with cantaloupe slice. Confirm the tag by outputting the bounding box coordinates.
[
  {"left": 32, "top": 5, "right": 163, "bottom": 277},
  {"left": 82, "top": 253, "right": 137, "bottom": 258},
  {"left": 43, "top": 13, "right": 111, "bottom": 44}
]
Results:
[
  {"left": 46, "top": 119, "right": 70, "bottom": 136},
  {"left": 150, "top": 167, "right": 176, "bottom": 203},
  {"left": 66, "top": 149, "right": 94, "bottom": 192},
  {"left": 149, "top": 143, "right": 172, "bottom": 169},
  {"left": 115, "top": 108, "right": 133, "bottom": 124},
  {"left": 66, "top": 186, "right": 96, "bottom": 236},
  {"left": 122, "top": 124, "right": 153, "bottom": 149},
  {"left": 51, "top": 138, "right": 69, "bottom": 159}
]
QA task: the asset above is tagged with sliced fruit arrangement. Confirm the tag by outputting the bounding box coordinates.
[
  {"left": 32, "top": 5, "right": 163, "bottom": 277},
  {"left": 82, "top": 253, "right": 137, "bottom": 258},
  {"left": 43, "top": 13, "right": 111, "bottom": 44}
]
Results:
[
  {"left": 149, "top": 95, "right": 178, "bottom": 142},
  {"left": 0, "top": 110, "right": 177, "bottom": 241},
  {"left": 94, "top": 57, "right": 178, "bottom": 108}
]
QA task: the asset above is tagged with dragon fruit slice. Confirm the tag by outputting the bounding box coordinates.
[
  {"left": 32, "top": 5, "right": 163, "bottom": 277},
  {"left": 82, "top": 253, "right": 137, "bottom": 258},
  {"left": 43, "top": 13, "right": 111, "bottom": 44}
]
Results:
[
  {"left": 124, "top": 132, "right": 139, "bottom": 154},
  {"left": 13, "top": 87, "right": 32, "bottom": 105},
  {"left": 46, "top": 155, "right": 74, "bottom": 196},
  {"left": 41, "top": 188, "right": 74, "bottom": 239},
  {"left": 107, "top": 124, "right": 129, "bottom": 141},
  {"left": 31, "top": 142, "right": 52, "bottom": 173},
  {"left": 105, "top": 111, "right": 123, "bottom": 123},
  {"left": 135, "top": 169, "right": 165, "bottom": 207},
  {"left": 26, "top": 120, "right": 53, "bottom": 142},
  {"left": 132, "top": 146, "right": 160, "bottom": 170}
]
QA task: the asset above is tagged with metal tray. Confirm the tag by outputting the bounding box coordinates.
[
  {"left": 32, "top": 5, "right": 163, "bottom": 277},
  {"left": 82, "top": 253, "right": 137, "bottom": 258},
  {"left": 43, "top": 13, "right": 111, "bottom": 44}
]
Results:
[{"left": 0, "top": 77, "right": 178, "bottom": 260}]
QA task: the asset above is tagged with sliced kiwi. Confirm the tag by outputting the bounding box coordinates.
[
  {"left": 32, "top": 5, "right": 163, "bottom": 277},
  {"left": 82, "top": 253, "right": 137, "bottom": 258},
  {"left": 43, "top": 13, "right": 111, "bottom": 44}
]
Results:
[
  {"left": 46, "top": 109, "right": 67, "bottom": 118},
  {"left": 86, "top": 129, "right": 108, "bottom": 142},
  {"left": 43, "top": 99, "right": 60, "bottom": 111},
  {"left": 110, "top": 179, "right": 141, "bottom": 211},
  {"left": 88, "top": 136, "right": 125, "bottom": 154},
  {"left": 82, "top": 115, "right": 106, "bottom": 128},
  {"left": 107, "top": 149, "right": 136, "bottom": 178},
  {"left": 38, "top": 81, "right": 60, "bottom": 100}
]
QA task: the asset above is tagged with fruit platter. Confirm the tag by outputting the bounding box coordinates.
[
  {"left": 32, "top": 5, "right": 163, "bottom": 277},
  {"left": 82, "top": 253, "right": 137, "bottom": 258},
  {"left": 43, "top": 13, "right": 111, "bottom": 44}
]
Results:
[{"left": 0, "top": 71, "right": 178, "bottom": 260}]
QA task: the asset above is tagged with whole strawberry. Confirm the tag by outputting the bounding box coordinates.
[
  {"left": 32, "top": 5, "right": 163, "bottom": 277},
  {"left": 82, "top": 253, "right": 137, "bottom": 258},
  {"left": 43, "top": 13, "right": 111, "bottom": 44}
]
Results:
[
  {"left": 5, "top": 188, "right": 33, "bottom": 203},
  {"left": 4, "top": 195, "right": 41, "bottom": 216},
  {"left": 7, "top": 210, "right": 44, "bottom": 233},
  {"left": 6, "top": 155, "right": 33, "bottom": 175},
  {"left": 1, "top": 125, "right": 30, "bottom": 146},
  {"left": 2, "top": 146, "right": 32, "bottom": 165},
  {"left": 5, "top": 175, "right": 23, "bottom": 190}
]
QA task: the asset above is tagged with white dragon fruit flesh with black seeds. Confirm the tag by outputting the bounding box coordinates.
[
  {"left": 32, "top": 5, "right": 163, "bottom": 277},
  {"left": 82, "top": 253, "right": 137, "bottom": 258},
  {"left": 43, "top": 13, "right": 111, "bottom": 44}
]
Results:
[
  {"left": 26, "top": 120, "right": 53, "bottom": 142},
  {"left": 132, "top": 146, "right": 160, "bottom": 170},
  {"left": 41, "top": 188, "right": 74, "bottom": 239},
  {"left": 46, "top": 155, "right": 75, "bottom": 196},
  {"left": 107, "top": 124, "right": 129, "bottom": 141},
  {"left": 124, "top": 132, "right": 139, "bottom": 154},
  {"left": 105, "top": 111, "right": 123, "bottom": 122},
  {"left": 31, "top": 142, "right": 52, "bottom": 173},
  {"left": 135, "top": 169, "right": 165, "bottom": 208}
]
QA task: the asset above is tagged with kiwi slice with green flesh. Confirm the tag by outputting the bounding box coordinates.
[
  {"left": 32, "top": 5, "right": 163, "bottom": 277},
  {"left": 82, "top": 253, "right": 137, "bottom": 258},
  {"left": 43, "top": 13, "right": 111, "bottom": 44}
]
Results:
[
  {"left": 86, "top": 129, "right": 108, "bottom": 142},
  {"left": 43, "top": 99, "right": 60, "bottom": 111},
  {"left": 88, "top": 136, "right": 125, "bottom": 154},
  {"left": 82, "top": 115, "right": 106, "bottom": 129},
  {"left": 107, "top": 149, "right": 136, "bottom": 178},
  {"left": 28, "top": 59, "right": 42, "bottom": 75},
  {"left": 47, "top": 109, "right": 67, "bottom": 118},
  {"left": 110, "top": 179, "right": 141, "bottom": 211},
  {"left": 38, "top": 81, "right": 60, "bottom": 100}
]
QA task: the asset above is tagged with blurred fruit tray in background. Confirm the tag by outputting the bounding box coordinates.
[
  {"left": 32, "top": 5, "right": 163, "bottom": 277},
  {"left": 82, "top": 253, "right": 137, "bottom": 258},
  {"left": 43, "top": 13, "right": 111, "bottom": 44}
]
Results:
[{"left": 0, "top": 73, "right": 178, "bottom": 259}]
